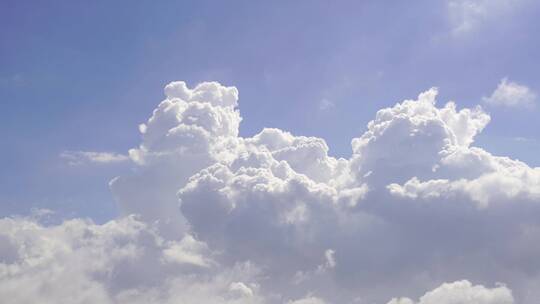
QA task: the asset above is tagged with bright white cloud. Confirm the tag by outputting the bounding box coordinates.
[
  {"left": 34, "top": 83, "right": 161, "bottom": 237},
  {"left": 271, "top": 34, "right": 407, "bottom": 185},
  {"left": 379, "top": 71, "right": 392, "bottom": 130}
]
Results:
[
  {"left": 110, "top": 81, "right": 242, "bottom": 238},
  {"left": 483, "top": 77, "right": 536, "bottom": 108},
  {"left": 3, "top": 81, "right": 540, "bottom": 303}
]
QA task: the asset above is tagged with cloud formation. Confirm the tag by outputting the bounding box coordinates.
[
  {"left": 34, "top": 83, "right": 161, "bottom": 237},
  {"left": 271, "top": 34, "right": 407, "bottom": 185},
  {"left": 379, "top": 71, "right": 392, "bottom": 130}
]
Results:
[
  {"left": 387, "top": 280, "right": 514, "bottom": 304},
  {"left": 447, "top": 0, "right": 526, "bottom": 35},
  {"left": 0, "top": 215, "right": 265, "bottom": 304},
  {"left": 60, "top": 150, "right": 129, "bottom": 165},
  {"left": 483, "top": 77, "right": 536, "bottom": 108},
  {"left": 2, "top": 81, "right": 540, "bottom": 303}
]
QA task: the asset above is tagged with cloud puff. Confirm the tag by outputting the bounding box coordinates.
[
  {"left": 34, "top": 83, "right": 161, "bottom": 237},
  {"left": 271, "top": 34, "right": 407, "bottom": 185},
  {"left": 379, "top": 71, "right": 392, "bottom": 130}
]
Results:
[
  {"left": 110, "top": 81, "right": 242, "bottom": 238},
  {"left": 483, "top": 77, "right": 536, "bottom": 108},
  {"left": 3, "top": 81, "right": 540, "bottom": 303},
  {"left": 387, "top": 280, "right": 514, "bottom": 304},
  {"left": 350, "top": 88, "right": 491, "bottom": 186}
]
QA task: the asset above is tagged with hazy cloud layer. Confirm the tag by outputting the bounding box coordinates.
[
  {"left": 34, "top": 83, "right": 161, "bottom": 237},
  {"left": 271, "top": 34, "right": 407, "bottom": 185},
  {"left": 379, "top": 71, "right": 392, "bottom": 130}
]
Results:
[{"left": 2, "top": 81, "right": 539, "bottom": 303}]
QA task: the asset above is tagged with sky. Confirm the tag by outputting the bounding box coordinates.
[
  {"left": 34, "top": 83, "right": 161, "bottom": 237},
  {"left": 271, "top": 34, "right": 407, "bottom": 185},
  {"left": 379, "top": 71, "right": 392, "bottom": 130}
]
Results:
[{"left": 1, "top": 1, "right": 540, "bottom": 304}]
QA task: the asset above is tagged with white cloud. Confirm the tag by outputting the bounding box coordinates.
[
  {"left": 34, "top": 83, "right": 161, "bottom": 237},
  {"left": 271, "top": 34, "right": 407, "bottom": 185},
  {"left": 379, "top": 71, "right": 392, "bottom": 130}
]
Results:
[
  {"left": 0, "top": 215, "right": 265, "bottom": 304},
  {"left": 174, "top": 82, "right": 539, "bottom": 302},
  {"left": 110, "top": 81, "right": 243, "bottom": 238},
  {"left": 447, "top": 0, "right": 521, "bottom": 35},
  {"left": 229, "top": 282, "right": 254, "bottom": 298},
  {"left": 61, "top": 150, "right": 129, "bottom": 165},
  {"left": 387, "top": 280, "right": 514, "bottom": 304},
  {"left": 323, "top": 249, "right": 336, "bottom": 269},
  {"left": 349, "top": 87, "right": 491, "bottom": 187},
  {"left": 3, "top": 81, "right": 540, "bottom": 303},
  {"left": 483, "top": 77, "right": 536, "bottom": 108}
]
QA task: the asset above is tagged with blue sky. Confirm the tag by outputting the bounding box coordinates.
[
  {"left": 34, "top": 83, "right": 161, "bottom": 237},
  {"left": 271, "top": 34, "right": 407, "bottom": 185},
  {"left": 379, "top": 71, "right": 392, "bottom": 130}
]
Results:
[{"left": 1, "top": 0, "right": 539, "bottom": 221}]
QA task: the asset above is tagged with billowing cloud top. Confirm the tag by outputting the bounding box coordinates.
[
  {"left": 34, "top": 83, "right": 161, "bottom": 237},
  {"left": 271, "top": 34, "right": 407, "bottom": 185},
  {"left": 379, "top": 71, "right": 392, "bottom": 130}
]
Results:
[{"left": 2, "top": 81, "right": 540, "bottom": 304}]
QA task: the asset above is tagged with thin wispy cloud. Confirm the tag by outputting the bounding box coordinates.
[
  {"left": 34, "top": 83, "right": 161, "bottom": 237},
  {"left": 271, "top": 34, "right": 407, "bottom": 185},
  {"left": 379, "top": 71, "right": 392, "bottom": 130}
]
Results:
[
  {"left": 447, "top": 0, "right": 523, "bottom": 35},
  {"left": 60, "top": 150, "right": 129, "bottom": 166},
  {"left": 319, "top": 98, "right": 335, "bottom": 111}
]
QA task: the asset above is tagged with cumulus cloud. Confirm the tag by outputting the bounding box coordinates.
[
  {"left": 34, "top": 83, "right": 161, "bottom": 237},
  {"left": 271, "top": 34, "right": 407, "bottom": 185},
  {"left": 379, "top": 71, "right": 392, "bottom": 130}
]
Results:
[
  {"left": 61, "top": 150, "right": 129, "bottom": 165},
  {"left": 3, "top": 81, "right": 540, "bottom": 303},
  {"left": 0, "top": 215, "right": 265, "bottom": 304},
  {"left": 110, "top": 81, "right": 242, "bottom": 238},
  {"left": 483, "top": 77, "right": 536, "bottom": 108},
  {"left": 387, "top": 280, "right": 514, "bottom": 304}
]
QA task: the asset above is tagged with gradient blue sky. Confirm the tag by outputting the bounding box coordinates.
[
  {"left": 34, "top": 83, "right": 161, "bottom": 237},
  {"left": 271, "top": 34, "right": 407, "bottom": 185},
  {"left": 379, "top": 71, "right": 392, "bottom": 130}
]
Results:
[{"left": 1, "top": 0, "right": 539, "bottom": 222}]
